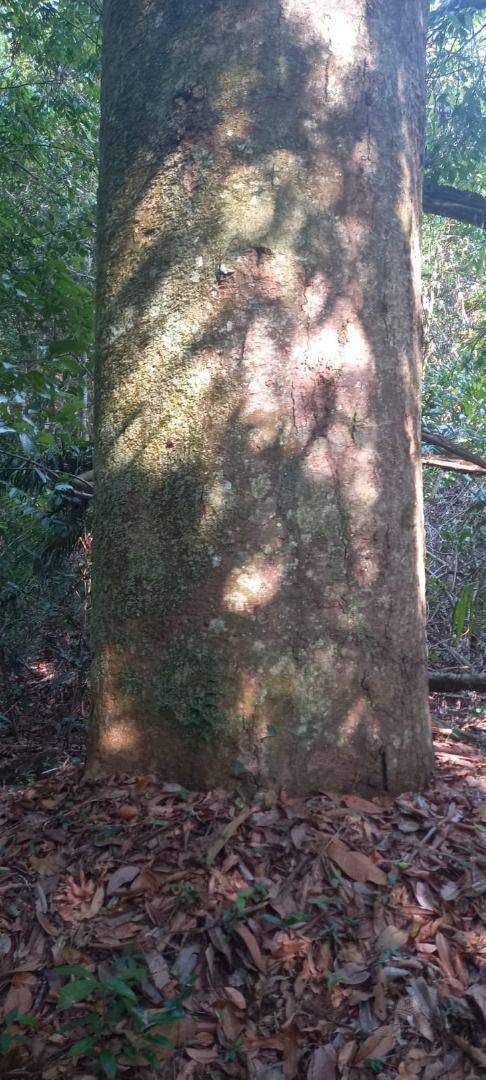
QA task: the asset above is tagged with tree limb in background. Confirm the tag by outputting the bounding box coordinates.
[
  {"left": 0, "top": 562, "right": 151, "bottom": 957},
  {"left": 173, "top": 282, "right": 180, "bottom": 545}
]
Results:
[
  {"left": 423, "top": 455, "right": 486, "bottom": 474},
  {"left": 423, "top": 183, "right": 486, "bottom": 228},
  {"left": 422, "top": 426, "right": 486, "bottom": 470},
  {"left": 429, "top": 671, "right": 486, "bottom": 691}
]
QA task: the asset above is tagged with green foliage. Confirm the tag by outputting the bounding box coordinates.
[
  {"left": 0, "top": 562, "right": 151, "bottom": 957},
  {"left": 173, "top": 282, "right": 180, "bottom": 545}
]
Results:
[
  {"left": 0, "top": 1010, "right": 38, "bottom": 1056},
  {"left": 0, "top": 0, "right": 98, "bottom": 472},
  {"left": 422, "top": 217, "right": 485, "bottom": 434},
  {"left": 427, "top": 2, "right": 485, "bottom": 188},
  {"left": 55, "top": 953, "right": 186, "bottom": 1076}
]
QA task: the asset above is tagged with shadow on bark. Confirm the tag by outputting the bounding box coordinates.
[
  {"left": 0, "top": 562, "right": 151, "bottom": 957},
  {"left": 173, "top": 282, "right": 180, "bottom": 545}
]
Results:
[{"left": 91, "top": 0, "right": 433, "bottom": 793}]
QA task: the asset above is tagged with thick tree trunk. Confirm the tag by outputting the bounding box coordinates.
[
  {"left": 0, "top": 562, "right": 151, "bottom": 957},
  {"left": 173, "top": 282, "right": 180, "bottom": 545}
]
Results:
[{"left": 91, "top": 0, "right": 434, "bottom": 794}]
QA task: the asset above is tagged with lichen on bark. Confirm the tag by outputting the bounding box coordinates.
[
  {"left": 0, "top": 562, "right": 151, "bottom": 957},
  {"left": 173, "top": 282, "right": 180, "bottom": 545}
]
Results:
[{"left": 90, "top": 0, "right": 434, "bottom": 793}]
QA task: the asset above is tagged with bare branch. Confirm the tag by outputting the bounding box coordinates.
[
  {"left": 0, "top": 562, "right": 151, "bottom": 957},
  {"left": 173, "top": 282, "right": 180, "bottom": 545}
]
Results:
[
  {"left": 423, "top": 183, "right": 486, "bottom": 228},
  {"left": 423, "top": 455, "right": 486, "bottom": 474},
  {"left": 422, "top": 427, "right": 486, "bottom": 470}
]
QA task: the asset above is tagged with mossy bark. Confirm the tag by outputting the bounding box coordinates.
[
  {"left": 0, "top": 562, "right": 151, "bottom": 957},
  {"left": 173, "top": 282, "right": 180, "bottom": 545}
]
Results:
[{"left": 90, "top": 0, "right": 434, "bottom": 793}]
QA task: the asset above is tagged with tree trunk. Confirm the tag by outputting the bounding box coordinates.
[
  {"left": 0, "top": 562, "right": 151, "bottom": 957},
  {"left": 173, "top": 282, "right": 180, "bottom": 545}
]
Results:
[{"left": 91, "top": 0, "right": 434, "bottom": 794}]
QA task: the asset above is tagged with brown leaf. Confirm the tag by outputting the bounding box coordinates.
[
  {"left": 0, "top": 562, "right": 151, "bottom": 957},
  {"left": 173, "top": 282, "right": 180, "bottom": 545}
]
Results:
[
  {"left": 224, "top": 986, "right": 247, "bottom": 1010},
  {"left": 219, "top": 1004, "right": 244, "bottom": 1042},
  {"left": 174, "top": 943, "right": 199, "bottom": 983},
  {"left": 4, "top": 973, "right": 37, "bottom": 1017},
  {"left": 466, "top": 983, "right": 486, "bottom": 1023},
  {"left": 117, "top": 803, "right": 139, "bottom": 821},
  {"left": 144, "top": 950, "right": 170, "bottom": 991},
  {"left": 337, "top": 1041, "right": 356, "bottom": 1069},
  {"left": 82, "top": 883, "right": 104, "bottom": 919},
  {"left": 0, "top": 934, "right": 11, "bottom": 956},
  {"left": 143, "top": 1015, "right": 197, "bottom": 1063},
  {"left": 454, "top": 1035, "right": 486, "bottom": 1068},
  {"left": 207, "top": 806, "right": 253, "bottom": 864},
  {"left": 271, "top": 932, "right": 309, "bottom": 960},
  {"left": 208, "top": 925, "right": 233, "bottom": 964},
  {"left": 338, "top": 963, "right": 370, "bottom": 986},
  {"left": 35, "top": 910, "right": 60, "bottom": 937},
  {"left": 355, "top": 1025, "right": 395, "bottom": 1064},
  {"left": 413, "top": 880, "right": 436, "bottom": 910},
  {"left": 435, "top": 931, "right": 455, "bottom": 979},
  {"left": 397, "top": 816, "right": 420, "bottom": 833},
  {"left": 307, "top": 1044, "right": 337, "bottom": 1078},
  {"left": 130, "top": 869, "right": 160, "bottom": 893},
  {"left": 186, "top": 1047, "right": 218, "bottom": 1063},
  {"left": 234, "top": 923, "right": 266, "bottom": 973},
  {"left": 376, "top": 925, "right": 409, "bottom": 951},
  {"left": 326, "top": 838, "right": 387, "bottom": 885},
  {"left": 283, "top": 1025, "right": 301, "bottom": 1080},
  {"left": 106, "top": 864, "right": 140, "bottom": 895}
]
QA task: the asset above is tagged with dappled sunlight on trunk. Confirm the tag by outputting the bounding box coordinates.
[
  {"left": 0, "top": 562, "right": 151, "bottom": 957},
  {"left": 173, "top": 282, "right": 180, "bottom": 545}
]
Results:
[{"left": 91, "top": 0, "right": 433, "bottom": 792}]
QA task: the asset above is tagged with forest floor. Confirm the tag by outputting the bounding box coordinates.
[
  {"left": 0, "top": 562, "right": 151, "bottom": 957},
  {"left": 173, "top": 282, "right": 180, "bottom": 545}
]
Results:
[{"left": 0, "top": 693, "right": 484, "bottom": 1079}]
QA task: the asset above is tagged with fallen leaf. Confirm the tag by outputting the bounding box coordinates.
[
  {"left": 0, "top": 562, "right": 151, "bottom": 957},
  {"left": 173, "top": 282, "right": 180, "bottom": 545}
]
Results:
[
  {"left": 338, "top": 963, "right": 370, "bottom": 985},
  {"left": 326, "top": 838, "right": 387, "bottom": 885},
  {"left": 454, "top": 1035, "right": 486, "bottom": 1068},
  {"left": 283, "top": 1025, "right": 301, "bottom": 1080},
  {"left": 234, "top": 923, "right": 266, "bottom": 973},
  {"left": 397, "top": 816, "right": 420, "bottom": 833},
  {"left": 36, "top": 910, "right": 60, "bottom": 936},
  {"left": 435, "top": 931, "right": 455, "bottom": 979},
  {"left": 219, "top": 1003, "right": 244, "bottom": 1042},
  {"left": 117, "top": 803, "right": 139, "bottom": 821},
  {"left": 338, "top": 1041, "right": 356, "bottom": 1069},
  {"left": 4, "top": 972, "right": 37, "bottom": 1016},
  {"left": 186, "top": 1047, "right": 218, "bottom": 1063},
  {"left": 307, "top": 1044, "right": 337, "bottom": 1078},
  {"left": 377, "top": 925, "right": 409, "bottom": 951},
  {"left": 466, "top": 982, "right": 486, "bottom": 1023},
  {"left": 144, "top": 949, "right": 170, "bottom": 990},
  {"left": 355, "top": 1025, "right": 395, "bottom": 1064},
  {"left": 0, "top": 934, "right": 12, "bottom": 956},
  {"left": 224, "top": 986, "right": 246, "bottom": 1009},
  {"left": 82, "top": 883, "right": 104, "bottom": 919},
  {"left": 174, "top": 943, "right": 199, "bottom": 983},
  {"left": 130, "top": 868, "right": 160, "bottom": 893},
  {"left": 106, "top": 864, "right": 140, "bottom": 895},
  {"left": 414, "top": 880, "right": 436, "bottom": 910},
  {"left": 271, "top": 932, "right": 309, "bottom": 960},
  {"left": 440, "top": 881, "right": 459, "bottom": 901},
  {"left": 207, "top": 806, "right": 254, "bottom": 864}
]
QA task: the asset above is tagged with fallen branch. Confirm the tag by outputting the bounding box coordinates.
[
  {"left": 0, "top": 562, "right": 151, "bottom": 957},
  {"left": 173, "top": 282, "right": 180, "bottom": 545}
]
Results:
[
  {"left": 423, "top": 455, "right": 486, "bottom": 475},
  {"left": 421, "top": 427, "right": 486, "bottom": 471},
  {"left": 429, "top": 671, "right": 486, "bottom": 692}
]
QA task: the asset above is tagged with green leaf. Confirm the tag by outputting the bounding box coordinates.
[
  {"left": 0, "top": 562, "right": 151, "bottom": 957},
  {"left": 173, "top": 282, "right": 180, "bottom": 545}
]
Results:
[
  {"left": 58, "top": 978, "right": 97, "bottom": 1009},
  {"left": 144, "top": 1033, "right": 171, "bottom": 1047},
  {"left": 104, "top": 975, "right": 138, "bottom": 1002},
  {"left": 99, "top": 1050, "right": 118, "bottom": 1078},
  {"left": 452, "top": 585, "right": 472, "bottom": 641},
  {"left": 56, "top": 964, "right": 98, "bottom": 980},
  {"left": 68, "top": 1034, "right": 96, "bottom": 1057},
  {"left": 142, "top": 1048, "right": 158, "bottom": 1068}
]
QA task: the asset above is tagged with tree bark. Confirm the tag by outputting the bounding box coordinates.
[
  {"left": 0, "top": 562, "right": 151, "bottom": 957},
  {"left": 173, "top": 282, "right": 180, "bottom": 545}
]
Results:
[{"left": 91, "top": 0, "right": 434, "bottom": 794}]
